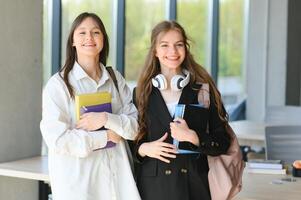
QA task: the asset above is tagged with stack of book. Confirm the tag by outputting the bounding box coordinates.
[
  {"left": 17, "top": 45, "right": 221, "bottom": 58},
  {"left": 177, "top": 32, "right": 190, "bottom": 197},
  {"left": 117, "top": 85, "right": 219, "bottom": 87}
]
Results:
[
  {"left": 247, "top": 159, "right": 286, "bottom": 174},
  {"left": 75, "top": 92, "right": 112, "bottom": 121},
  {"left": 75, "top": 92, "right": 115, "bottom": 149}
]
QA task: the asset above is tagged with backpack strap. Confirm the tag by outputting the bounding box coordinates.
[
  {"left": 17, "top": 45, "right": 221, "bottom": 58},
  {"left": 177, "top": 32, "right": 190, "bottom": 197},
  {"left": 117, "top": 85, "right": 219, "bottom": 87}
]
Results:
[
  {"left": 106, "top": 66, "right": 119, "bottom": 93},
  {"left": 197, "top": 83, "right": 210, "bottom": 108},
  {"left": 198, "top": 83, "right": 210, "bottom": 134},
  {"left": 105, "top": 66, "right": 135, "bottom": 173}
]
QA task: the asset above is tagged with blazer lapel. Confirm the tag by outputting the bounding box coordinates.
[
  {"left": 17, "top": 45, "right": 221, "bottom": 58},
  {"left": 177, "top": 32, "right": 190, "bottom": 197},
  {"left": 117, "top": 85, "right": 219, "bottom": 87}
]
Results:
[
  {"left": 148, "top": 85, "right": 198, "bottom": 130},
  {"left": 178, "top": 84, "right": 198, "bottom": 105},
  {"left": 149, "top": 87, "right": 173, "bottom": 130}
]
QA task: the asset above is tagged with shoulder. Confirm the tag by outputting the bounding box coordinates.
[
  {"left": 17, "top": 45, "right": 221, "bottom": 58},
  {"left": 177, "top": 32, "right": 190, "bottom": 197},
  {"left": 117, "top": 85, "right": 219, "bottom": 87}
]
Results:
[
  {"left": 111, "top": 68, "right": 125, "bottom": 82},
  {"left": 104, "top": 66, "right": 125, "bottom": 82},
  {"left": 45, "top": 73, "right": 64, "bottom": 89},
  {"left": 43, "top": 73, "right": 70, "bottom": 98}
]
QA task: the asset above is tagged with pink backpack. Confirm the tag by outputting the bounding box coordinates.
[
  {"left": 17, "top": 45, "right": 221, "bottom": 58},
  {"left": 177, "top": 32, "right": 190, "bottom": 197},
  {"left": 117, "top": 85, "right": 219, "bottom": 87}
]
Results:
[{"left": 198, "top": 84, "right": 245, "bottom": 200}]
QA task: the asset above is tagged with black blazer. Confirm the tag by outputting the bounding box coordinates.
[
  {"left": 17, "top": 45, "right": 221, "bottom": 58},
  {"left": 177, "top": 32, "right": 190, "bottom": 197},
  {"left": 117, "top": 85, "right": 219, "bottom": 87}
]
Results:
[{"left": 133, "top": 85, "right": 230, "bottom": 200}]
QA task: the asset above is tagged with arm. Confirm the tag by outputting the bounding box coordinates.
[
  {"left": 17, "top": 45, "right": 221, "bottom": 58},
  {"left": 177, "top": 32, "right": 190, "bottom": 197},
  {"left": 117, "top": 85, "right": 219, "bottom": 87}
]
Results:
[
  {"left": 132, "top": 88, "right": 177, "bottom": 163},
  {"left": 193, "top": 95, "right": 230, "bottom": 156},
  {"left": 104, "top": 70, "right": 138, "bottom": 140},
  {"left": 174, "top": 94, "right": 231, "bottom": 156},
  {"left": 40, "top": 76, "right": 108, "bottom": 158}
]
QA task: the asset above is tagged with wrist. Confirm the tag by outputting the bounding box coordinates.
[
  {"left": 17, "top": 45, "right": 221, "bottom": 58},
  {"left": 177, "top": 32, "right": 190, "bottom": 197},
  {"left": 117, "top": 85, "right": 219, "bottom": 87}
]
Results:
[
  {"left": 106, "top": 130, "right": 111, "bottom": 141},
  {"left": 188, "top": 129, "right": 200, "bottom": 146},
  {"left": 138, "top": 143, "right": 147, "bottom": 157},
  {"left": 103, "top": 112, "right": 108, "bottom": 123}
]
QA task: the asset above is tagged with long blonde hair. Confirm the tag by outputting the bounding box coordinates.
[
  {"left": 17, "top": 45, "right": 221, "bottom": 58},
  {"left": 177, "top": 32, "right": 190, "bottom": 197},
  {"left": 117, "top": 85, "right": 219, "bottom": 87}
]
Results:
[{"left": 135, "top": 20, "right": 228, "bottom": 143}]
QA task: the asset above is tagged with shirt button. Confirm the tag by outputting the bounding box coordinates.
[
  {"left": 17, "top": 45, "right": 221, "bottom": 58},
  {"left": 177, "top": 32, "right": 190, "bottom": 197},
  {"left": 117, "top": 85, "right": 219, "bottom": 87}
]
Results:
[
  {"left": 181, "top": 168, "right": 188, "bottom": 173},
  {"left": 211, "top": 142, "right": 215, "bottom": 146},
  {"left": 165, "top": 170, "right": 172, "bottom": 175},
  {"left": 201, "top": 142, "right": 205, "bottom": 146}
]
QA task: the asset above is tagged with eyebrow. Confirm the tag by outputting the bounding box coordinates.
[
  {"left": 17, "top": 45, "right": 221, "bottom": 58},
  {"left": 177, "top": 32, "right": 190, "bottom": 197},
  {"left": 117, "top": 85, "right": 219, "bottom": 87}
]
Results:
[
  {"left": 76, "top": 27, "right": 100, "bottom": 30},
  {"left": 159, "top": 40, "right": 184, "bottom": 44}
]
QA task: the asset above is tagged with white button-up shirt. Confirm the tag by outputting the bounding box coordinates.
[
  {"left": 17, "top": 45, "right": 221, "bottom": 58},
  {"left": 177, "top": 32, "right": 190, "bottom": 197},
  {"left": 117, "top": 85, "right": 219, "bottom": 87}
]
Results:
[{"left": 40, "top": 62, "right": 141, "bottom": 200}]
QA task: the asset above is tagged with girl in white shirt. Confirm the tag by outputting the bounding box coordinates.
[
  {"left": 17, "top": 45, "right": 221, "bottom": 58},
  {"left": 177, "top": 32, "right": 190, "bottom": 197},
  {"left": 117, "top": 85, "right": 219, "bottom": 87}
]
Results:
[{"left": 40, "top": 12, "right": 140, "bottom": 200}]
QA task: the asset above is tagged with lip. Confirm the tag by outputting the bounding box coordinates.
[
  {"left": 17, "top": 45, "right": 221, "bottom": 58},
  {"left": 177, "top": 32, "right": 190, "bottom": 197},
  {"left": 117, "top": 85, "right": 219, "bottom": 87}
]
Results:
[
  {"left": 165, "top": 56, "right": 180, "bottom": 61},
  {"left": 82, "top": 44, "right": 96, "bottom": 47}
]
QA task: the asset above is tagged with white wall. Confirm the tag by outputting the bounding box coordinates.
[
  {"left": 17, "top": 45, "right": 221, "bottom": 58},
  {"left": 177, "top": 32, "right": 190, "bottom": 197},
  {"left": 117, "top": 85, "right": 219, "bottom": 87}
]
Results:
[
  {"left": 245, "top": 0, "right": 288, "bottom": 121},
  {"left": 0, "top": 0, "right": 43, "bottom": 199}
]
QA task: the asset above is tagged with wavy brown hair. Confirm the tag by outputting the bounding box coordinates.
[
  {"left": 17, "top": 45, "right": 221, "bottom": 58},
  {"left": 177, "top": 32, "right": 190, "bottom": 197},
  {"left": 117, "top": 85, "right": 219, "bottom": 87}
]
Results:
[
  {"left": 59, "top": 12, "right": 109, "bottom": 98},
  {"left": 135, "top": 20, "right": 228, "bottom": 143}
]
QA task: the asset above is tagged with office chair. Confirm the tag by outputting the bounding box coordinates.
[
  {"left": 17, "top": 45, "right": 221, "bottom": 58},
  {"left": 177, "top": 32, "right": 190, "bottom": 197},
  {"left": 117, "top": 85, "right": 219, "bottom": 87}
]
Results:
[{"left": 265, "top": 125, "right": 301, "bottom": 165}]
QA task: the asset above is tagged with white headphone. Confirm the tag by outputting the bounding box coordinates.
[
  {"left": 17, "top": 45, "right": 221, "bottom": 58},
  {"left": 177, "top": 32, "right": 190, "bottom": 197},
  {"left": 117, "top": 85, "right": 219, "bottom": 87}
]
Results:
[{"left": 152, "top": 69, "right": 190, "bottom": 91}]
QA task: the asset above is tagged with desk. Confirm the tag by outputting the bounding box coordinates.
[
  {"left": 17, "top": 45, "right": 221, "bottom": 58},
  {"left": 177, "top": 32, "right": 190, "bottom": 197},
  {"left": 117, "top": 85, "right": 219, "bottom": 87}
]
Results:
[
  {"left": 0, "top": 156, "right": 50, "bottom": 200},
  {"left": 0, "top": 156, "right": 49, "bottom": 181},
  {"left": 234, "top": 173, "right": 301, "bottom": 200},
  {"left": 230, "top": 120, "right": 266, "bottom": 148}
]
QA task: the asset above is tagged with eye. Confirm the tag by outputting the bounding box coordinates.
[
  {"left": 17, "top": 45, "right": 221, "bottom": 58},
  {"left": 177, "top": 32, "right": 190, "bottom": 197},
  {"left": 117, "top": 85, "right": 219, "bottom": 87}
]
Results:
[
  {"left": 79, "top": 32, "right": 85, "bottom": 35},
  {"left": 93, "top": 31, "right": 101, "bottom": 35},
  {"left": 176, "top": 43, "right": 184, "bottom": 47},
  {"left": 160, "top": 44, "right": 168, "bottom": 48}
]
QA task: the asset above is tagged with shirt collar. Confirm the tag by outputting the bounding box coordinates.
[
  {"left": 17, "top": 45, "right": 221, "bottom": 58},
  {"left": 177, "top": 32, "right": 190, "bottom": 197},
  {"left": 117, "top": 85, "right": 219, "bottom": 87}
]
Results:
[
  {"left": 72, "top": 62, "right": 87, "bottom": 80},
  {"left": 72, "top": 61, "right": 110, "bottom": 84}
]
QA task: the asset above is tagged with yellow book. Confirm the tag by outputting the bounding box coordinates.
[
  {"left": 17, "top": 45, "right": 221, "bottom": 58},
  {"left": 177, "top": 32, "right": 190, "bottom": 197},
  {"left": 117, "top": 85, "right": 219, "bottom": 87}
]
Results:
[{"left": 75, "top": 92, "right": 112, "bottom": 121}]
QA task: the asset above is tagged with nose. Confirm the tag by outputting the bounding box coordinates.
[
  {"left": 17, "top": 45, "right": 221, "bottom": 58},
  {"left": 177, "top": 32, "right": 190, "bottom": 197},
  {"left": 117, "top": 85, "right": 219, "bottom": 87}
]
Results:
[
  {"left": 169, "top": 45, "right": 178, "bottom": 53},
  {"left": 85, "top": 32, "right": 93, "bottom": 41}
]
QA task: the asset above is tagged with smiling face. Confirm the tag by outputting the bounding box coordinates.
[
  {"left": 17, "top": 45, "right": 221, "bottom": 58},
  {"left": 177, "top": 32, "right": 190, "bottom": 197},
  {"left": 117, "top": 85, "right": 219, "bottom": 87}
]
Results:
[
  {"left": 72, "top": 17, "right": 104, "bottom": 59},
  {"left": 155, "top": 29, "right": 186, "bottom": 73}
]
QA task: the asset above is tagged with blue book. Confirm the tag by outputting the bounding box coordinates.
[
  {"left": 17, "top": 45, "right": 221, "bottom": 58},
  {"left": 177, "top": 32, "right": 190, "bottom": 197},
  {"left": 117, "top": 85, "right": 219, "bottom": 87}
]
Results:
[
  {"left": 81, "top": 103, "right": 116, "bottom": 149},
  {"left": 173, "top": 104, "right": 199, "bottom": 154}
]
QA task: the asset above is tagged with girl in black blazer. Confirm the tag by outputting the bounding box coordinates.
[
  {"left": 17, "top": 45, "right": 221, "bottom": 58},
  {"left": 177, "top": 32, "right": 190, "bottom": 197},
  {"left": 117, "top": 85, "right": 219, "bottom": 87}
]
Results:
[{"left": 133, "top": 20, "right": 231, "bottom": 200}]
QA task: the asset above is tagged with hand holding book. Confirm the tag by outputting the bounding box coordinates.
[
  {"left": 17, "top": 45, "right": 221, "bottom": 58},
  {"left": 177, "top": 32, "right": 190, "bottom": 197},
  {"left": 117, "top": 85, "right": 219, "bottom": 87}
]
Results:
[
  {"left": 77, "top": 102, "right": 112, "bottom": 131},
  {"left": 75, "top": 92, "right": 116, "bottom": 149},
  {"left": 107, "top": 129, "right": 122, "bottom": 143},
  {"left": 170, "top": 104, "right": 200, "bottom": 154},
  {"left": 76, "top": 111, "right": 108, "bottom": 131},
  {"left": 170, "top": 118, "right": 199, "bottom": 146}
]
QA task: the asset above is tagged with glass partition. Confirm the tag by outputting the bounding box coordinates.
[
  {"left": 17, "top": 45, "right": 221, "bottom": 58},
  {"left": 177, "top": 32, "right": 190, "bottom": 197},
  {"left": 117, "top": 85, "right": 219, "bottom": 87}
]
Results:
[
  {"left": 125, "top": 0, "right": 165, "bottom": 84},
  {"left": 177, "top": 0, "right": 210, "bottom": 71},
  {"left": 218, "top": 0, "right": 246, "bottom": 107}
]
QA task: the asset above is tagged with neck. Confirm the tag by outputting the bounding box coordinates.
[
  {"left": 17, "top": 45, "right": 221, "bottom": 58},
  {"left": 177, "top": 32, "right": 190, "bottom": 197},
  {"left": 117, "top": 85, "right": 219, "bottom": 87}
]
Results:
[
  {"left": 77, "top": 56, "right": 101, "bottom": 81},
  {"left": 160, "top": 88, "right": 181, "bottom": 103},
  {"left": 160, "top": 67, "right": 182, "bottom": 88}
]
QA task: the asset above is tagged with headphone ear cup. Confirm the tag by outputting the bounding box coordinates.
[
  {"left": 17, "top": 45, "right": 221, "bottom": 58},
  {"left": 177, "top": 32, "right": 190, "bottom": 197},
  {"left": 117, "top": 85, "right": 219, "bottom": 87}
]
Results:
[
  {"left": 152, "top": 74, "right": 167, "bottom": 90},
  {"left": 170, "top": 75, "right": 185, "bottom": 91}
]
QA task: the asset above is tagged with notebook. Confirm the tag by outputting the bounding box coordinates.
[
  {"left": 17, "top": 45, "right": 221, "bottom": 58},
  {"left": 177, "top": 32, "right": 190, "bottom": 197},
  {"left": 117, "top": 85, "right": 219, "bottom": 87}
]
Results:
[
  {"left": 75, "top": 92, "right": 115, "bottom": 149},
  {"left": 75, "top": 92, "right": 111, "bottom": 121},
  {"left": 173, "top": 104, "right": 200, "bottom": 154}
]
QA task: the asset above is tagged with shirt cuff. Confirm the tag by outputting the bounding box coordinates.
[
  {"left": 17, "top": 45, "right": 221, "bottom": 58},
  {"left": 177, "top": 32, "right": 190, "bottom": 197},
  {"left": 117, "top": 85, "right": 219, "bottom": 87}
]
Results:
[
  {"left": 104, "top": 113, "right": 122, "bottom": 135},
  {"left": 89, "top": 130, "right": 108, "bottom": 150}
]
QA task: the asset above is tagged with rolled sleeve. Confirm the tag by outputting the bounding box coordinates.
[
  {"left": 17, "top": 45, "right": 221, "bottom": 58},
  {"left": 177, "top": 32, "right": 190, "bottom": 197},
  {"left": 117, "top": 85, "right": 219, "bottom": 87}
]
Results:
[
  {"left": 106, "top": 70, "right": 138, "bottom": 140},
  {"left": 89, "top": 130, "right": 108, "bottom": 150},
  {"left": 40, "top": 75, "right": 109, "bottom": 158},
  {"left": 104, "top": 113, "right": 123, "bottom": 135}
]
